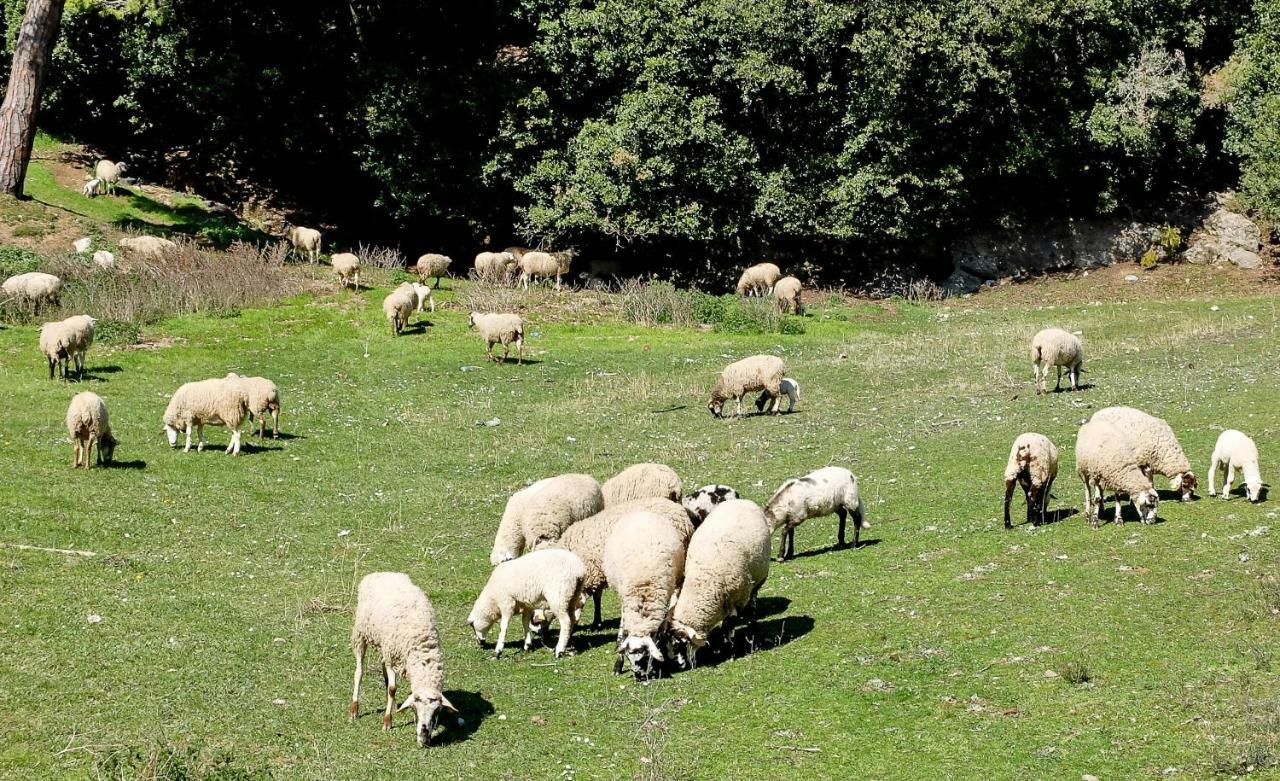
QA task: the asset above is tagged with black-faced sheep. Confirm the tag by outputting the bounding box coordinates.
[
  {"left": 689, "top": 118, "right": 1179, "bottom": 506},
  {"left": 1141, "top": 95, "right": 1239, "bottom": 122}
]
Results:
[{"left": 1003, "top": 433, "right": 1059, "bottom": 528}]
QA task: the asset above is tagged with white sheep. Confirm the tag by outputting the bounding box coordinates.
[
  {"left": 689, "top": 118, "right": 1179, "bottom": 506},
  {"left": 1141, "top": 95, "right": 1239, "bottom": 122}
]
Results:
[
  {"left": 383, "top": 284, "right": 416, "bottom": 336},
  {"left": 772, "top": 276, "right": 803, "bottom": 314},
  {"left": 603, "top": 510, "right": 688, "bottom": 678},
  {"left": 119, "top": 235, "right": 178, "bottom": 261},
  {"left": 1003, "top": 433, "right": 1059, "bottom": 528},
  {"left": 473, "top": 251, "right": 517, "bottom": 283},
  {"left": 1209, "top": 429, "right": 1264, "bottom": 502},
  {"left": 708, "top": 354, "right": 786, "bottom": 417},
  {"left": 81, "top": 178, "right": 104, "bottom": 198},
  {"left": 285, "top": 225, "right": 322, "bottom": 263},
  {"left": 349, "top": 572, "right": 456, "bottom": 747},
  {"left": 764, "top": 466, "right": 868, "bottom": 560},
  {"left": 92, "top": 251, "right": 116, "bottom": 270},
  {"left": 602, "top": 463, "right": 682, "bottom": 506},
  {"left": 755, "top": 377, "right": 799, "bottom": 414},
  {"left": 681, "top": 484, "right": 739, "bottom": 526},
  {"left": 467, "top": 548, "right": 586, "bottom": 657},
  {"left": 225, "top": 373, "right": 281, "bottom": 439},
  {"left": 1031, "top": 328, "right": 1083, "bottom": 394},
  {"left": 65, "top": 391, "right": 116, "bottom": 468},
  {"left": 38, "top": 314, "right": 95, "bottom": 380},
  {"left": 669, "top": 499, "right": 772, "bottom": 667},
  {"left": 163, "top": 377, "right": 250, "bottom": 454},
  {"left": 3, "top": 271, "right": 62, "bottom": 311},
  {"left": 331, "top": 252, "right": 361, "bottom": 289},
  {"left": 467, "top": 311, "right": 524, "bottom": 364},
  {"left": 518, "top": 250, "right": 572, "bottom": 290},
  {"left": 410, "top": 282, "right": 435, "bottom": 313},
  {"left": 1075, "top": 418, "right": 1160, "bottom": 527},
  {"left": 94, "top": 160, "right": 126, "bottom": 195},
  {"left": 414, "top": 253, "right": 451, "bottom": 287},
  {"left": 1091, "top": 406, "right": 1197, "bottom": 501},
  {"left": 490, "top": 473, "right": 604, "bottom": 565},
  {"left": 735, "top": 262, "right": 782, "bottom": 296},
  {"left": 72, "top": 237, "right": 92, "bottom": 253}
]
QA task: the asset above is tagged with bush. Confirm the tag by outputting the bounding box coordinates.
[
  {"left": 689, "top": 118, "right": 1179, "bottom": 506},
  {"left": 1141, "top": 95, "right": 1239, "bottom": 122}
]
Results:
[
  {"left": 0, "top": 246, "right": 42, "bottom": 277},
  {"left": 618, "top": 280, "right": 804, "bottom": 333},
  {"left": 93, "top": 318, "right": 141, "bottom": 345}
]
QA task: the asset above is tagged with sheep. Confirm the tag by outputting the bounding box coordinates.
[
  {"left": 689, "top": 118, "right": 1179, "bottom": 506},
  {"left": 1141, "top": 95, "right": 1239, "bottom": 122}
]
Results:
[
  {"left": 81, "top": 178, "right": 104, "bottom": 198},
  {"left": 681, "top": 484, "right": 739, "bottom": 526},
  {"left": 1075, "top": 418, "right": 1160, "bottom": 528},
  {"left": 517, "top": 250, "right": 573, "bottom": 290},
  {"left": 1091, "top": 406, "right": 1197, "bottom": 501},
  {"left": 755, "top": 377, "right": 799, "bottom": 414},
  {"left": 285, "top": 225, "right": 322, "bottom": 263},
  {"left": 467, "top": 311, "right": 524, "bottom": 364},
  {"left": 542, "top": 497, "right": 694, "bottom": 627},
  {"left": 65, "top": 391, "right": 116, "bottom": 468},
  {"left": 410, "top": 282, "right": 435, "bottom": 314},
  {"left": 72, "top": 237, "right": 92, "bottom": 253},
  {"left": 349, "top": 572, "right": 456, "bottom": 747},
  {"left": 92, "top": 251, "right": 115, "bottom": 271},
  {"left": 764, "top": 466, "right": 868, "bottom": 560},
  {"left": 3, "top": 271, "right": 61, "bottom": 311},
  {"left": 772, "top": 276, "right": 803, "bottom": 314},
  {"left": 602, "top": 463, "right": 682, "bottom": 506},
  {"left": 39, "top": 315, "right": 95, "bottom": 380},
  {"left": 1002, "top": 433, "right": 1059, "bottom": 528},
  {"left": 94, "top": 160, "right": 126, "bottom": 195},
  {"left": 473, "top": 251, "right": 517, "bottom": 283},
  {"left": 119, "top": 235, "right": 178, "bottom": 262},
  {"left": 414, "top": 253, "right": 451, "bottom": 287},
  {"left": 331, "top": 252, "right": 361, "bottom": 289},
  {"left": 490, "top": 473, "right": 604, "bottom": 565},
  {"left": 669, "top": 499, "right": 772, "bottom": 668},
  {"left": 1209, "top": 429, "right": 1264, "bottom": 502},
  {"left": 466, "top": 548, "right": 586, "bottom": 658},
  {"left": 708, "top": 354, "right": 786, "bottom": 418},
  {"left": 735, "top": 262, "right": 782, "bottom": 296},
  {"left": 1031, "top": 328, "right": 1083, "bottom": 394},
  {"left": 163, "top": 377, "right": 250, "bottom": 455},
  {"left": 503, "top": 246, "right": 532, "bottom": 262},
  {"left": 603, "top": 510, "right": 688, "bottom": 678},
  {"left": 224, "top": 372, "right": 281, "bottom": 439},
  {"left": 383, "top": 284, "right": 417, "bottom": 336}
]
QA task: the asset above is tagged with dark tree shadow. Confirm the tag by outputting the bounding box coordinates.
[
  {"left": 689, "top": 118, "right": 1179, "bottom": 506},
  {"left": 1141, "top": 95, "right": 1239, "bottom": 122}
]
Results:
[{"left": 102, "top": 459, "right": 146, "bottom": 470}]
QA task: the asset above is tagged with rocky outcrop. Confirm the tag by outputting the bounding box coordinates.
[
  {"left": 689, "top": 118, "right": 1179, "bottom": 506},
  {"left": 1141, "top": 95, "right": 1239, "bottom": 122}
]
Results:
[{"left": 1183, "top": 203, "right": 1263, "bottom": 269}]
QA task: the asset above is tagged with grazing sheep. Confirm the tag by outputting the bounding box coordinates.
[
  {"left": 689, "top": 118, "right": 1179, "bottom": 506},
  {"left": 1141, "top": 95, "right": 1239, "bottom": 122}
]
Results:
[
  {"left": 602, "top": 463, "right": 682, "bottom": 505},
  {"left": 81, "top": 178, "right": 104, "bottom": 198},
  {"left": 92, "top": 251, "right": 115, "bottom": 271},
  {"left": 414, "top": 253, "right": 451, "bottom": 287},
  {"left": 517, "top": 251, "right": 567, "bottom": 290},
  {"left": 1031, "top": 328, "right": 1084, "bottom": 394},
  {"left": 467, "top": 311, "right": 524, "bottom": 364},
  {"left": 410, "top": 282, "right": 435, "bottom": 314},
  {"left": 467, "top": 548, "right": 586, "bottom": 657},
  {"left": 503, "top": 246, "right": 532, "bottom": 262},
  {"left": 65, "top": 391, "right": 116, "bottom": 468},
  {"left": 331, "top": 252, "right": 361, "bottom": 289},
  {"left": 39, "top": 315, "right": 95, "bottom": 380},
  {"left": 1091, "top": 406, "right": 1197, "bottom": 501},
  {"left": 669, "top": 499, "right": 772, "bottom": 668},
  {"left": 755, "top": 377, "right": 799, "bottom": 414},
  {"left": 474, "top": 251, "right": 517, "bottom": 283},
  {"left": 735, "top": 263, "right": 782, "bottom": 296},
  {"left": 604, "top": 511, "right": 688, "bottom": 678},
  {"left": 1210, "top": 429, "right": 1263, "bottom": 502},
  {"left": 225, "top": 373, "right": 281, "bottom": 439},
  {"left": 349, "top": 572, "right": 456, "bottom": 747},
  {"left": 681, "top": 484, "right": 739, "bottom": 526},
  {"left": 94, "top": 160, "right": 126, "bottom": 195},
  {"left": 163, "top": 377, "right": 250, "bottom": 455},
  {"left": 772, "top": 276, "right": 803, "bottom": 314},
  {"left": 1075, "top": 418, "right": 1160, "bottom": 527},
  {"left": 1003, "top": 433, "right": 1059, "bottom": 528},
  {"left": 490, "top": 473, "right": 604, "bottom": 565},
  {"left": 3, "top": 271, "right": 62, "bottom": 310},
  {"left": 383, "top": 284, "right": 417, "bottom": 336},
  {"left": 72, "top": 237, "right": 92, "bottom": 253},
  {"left": 708, "top": 354, "right": 786, "bottom": 418},
  {"left": 119, "top": 235, "right": 178, "bottom": 262},
  {"left": 285, "top": 225, "right": 322, "bottom": 263},
  {"left": 765, "top": 466, "right": 868, "bottom": 560}
]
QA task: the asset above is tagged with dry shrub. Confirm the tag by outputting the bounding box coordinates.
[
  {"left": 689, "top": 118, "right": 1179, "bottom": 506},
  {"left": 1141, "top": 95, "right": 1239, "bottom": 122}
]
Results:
[{"left": 356, "top": 243, "right": 404, "bottom": 270}]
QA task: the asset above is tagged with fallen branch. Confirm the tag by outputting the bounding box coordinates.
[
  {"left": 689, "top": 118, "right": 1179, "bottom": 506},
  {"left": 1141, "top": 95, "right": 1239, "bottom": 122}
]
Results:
[
  {"left": 767, "top": 744, "right": 822, "bottom": 753},
  {"left": 0, "top": 542, "right": 96, "bottom": 557}
]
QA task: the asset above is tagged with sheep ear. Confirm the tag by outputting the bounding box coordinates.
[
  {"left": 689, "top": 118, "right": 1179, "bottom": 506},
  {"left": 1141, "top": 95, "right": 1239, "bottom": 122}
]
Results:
[
  {"left": 396, "top": 694, "right": 417, "bottom": 713},
  {"left": 645, "top": 636, "right": 664, "bottom": 662},
  {"left": 440, "top": 693, "right": 458, "bottom": 713}
]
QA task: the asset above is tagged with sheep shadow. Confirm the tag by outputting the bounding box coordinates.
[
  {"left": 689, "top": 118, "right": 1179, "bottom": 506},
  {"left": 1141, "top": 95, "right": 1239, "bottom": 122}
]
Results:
[
  {"left": 1156, "top": 489, "right": 1197, "bottom": 502},
  {"left": 267, "top": 432, "right": 305, "bottom": 441},
  {"left": 1006, "top": 507, "right": 1078, "bottom": 529},
  {"left": 1220, "top": 484, "right": 1269, "bottom": 502},
  {"left": 237, "top": 442, "right": 284, "bottom": 455},
  {"left": 1049, "top": 383, "right": 1095, "bottom": 393},
  {"left": 402, "top": 321, "right": 433, "bottom": 335},
  {"left": 102, "top": 459, "right": 146, "bottom": 470},
  {"left": 786, "top": 537, "right": 880, "bottom": 560},
  {"left": 650, "top": 405, "right": 688, "bottom": 414},
  {"left": 82, "top": 365, "right": 123, "bottom": 381},
  {"left": 1098, "top": 502, "right": 1166, "bottom": 526},
  {"left": 678, "top": 613, "right": 816, "bottom": 672},
  {"left": 431, "top": 690, "right": 493, "bottom": 746},
  {"left": 492, "top": 358, "right": 541, "bottom": 366}
]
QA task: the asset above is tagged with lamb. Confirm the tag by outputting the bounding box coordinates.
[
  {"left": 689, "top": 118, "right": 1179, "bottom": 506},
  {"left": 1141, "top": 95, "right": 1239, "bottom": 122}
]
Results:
[
  {"left": 349, "top": 572, "right": 456, "bottom": 747},
  {"left": 1031, "top": 328, "right": 1084, "bottom": 394},
  {"left": 681, "top": 484, "right": 739, "bottom": 526},
  {"left": 119, "top": 235, "right": 178, "bottom": 261},
  {"left": 285, "top": 225, "right": 322, "bottom": 263},
  {"left": 1090, "top": 406, "right": 1197, "bottom": 501},
  {"left": 81, "top": 178, "right": 104, "bottom": 198},
  {"left": 603, "top": 511, "right": 688, "bottom": 678},
  {"left": 65, "top": 391, "right": 116, "bottom": 468},
  {"left": 708, "top": 354, "right": 786, "bottom": 417},
  {"left": 331, "top": 252, "right": 361, "bottom": 289},
  {"left": 72, "top": 237, "right": 92, "bottom": 253},
  {"left": 1075, "top": 418, "right": 1160, "bottom": 528},
  {"left": 467, "top": 548, "right": 586, "bottom": 658},
  {"left": 490, "top": 473, "right": 604, "bottom": 564},
  {"left": 163, "top": 377, "right": 251, "bottom": 454},
  {"left": 39, "top": 314, "right": 95, "bottom": 380},
  {"left": 764, "top": 466, "right": 868, "bottom": 560},
  {"left": 669, "top": 499, "right": 772, "bottom": 668},
  {"left": 1209, "top": 429, "right": 1264, "bottom": 502},
  {"left": 414, "top": 253, "right": 451, "bottom": 287},
  {"left": 602, "top": 463, "right": 682, "bottom": 505},
  {"left": 410, "top": 282, "right": 435, "bottom": 313},
  {"left": 474, "top": 251, "right": 517, "bottom": 283},
  {"left": 92, "top": 251, "right": 115, "bottom": 270},
  {"left": 755, "top": 377, "right": 799, "bottom": 414},
  {"left": 3, "top": 271, "right": 61, "bottom": 310},
  {"left": 383, "top": 283, "right": 417, "bottom": 336},
  {"left": 735, "top": 262, "right": 782, "bottom": 296},
  {"left": 517, "top": 250, "right": 573, "bottom": 290},
  {"left": 224, "top": 373, "right": 281, "bottom": 439},
  {"left": 772, "top": 276, "right": 803, "bottom": 314},
  {"left": 467, "top": 311, "right": 524, "bottom": 364},
  {"left": 93, "top": 160, "right": 126, "bottom": 195},
  {"left": 1002, "top": 433, "right": 1059, "bottom": 528}
]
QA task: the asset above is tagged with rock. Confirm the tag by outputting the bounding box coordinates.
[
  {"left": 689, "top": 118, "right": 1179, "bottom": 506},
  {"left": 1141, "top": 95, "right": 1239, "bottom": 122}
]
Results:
[
  {"left": 1205, "top": 208, "right": 1261, "bottom": 252},
  {"left": 1227, "top": 246, "right": 1263, "bottom": 269},
  {"left": 941, "top": 268, "right": 986, "bottom": 295},
  {"left": 1124, "top": 274, "right": 1138, "bottom": 282},
  {"left": 1184, "top": 237, "right": 1264, "bottom": 269}
]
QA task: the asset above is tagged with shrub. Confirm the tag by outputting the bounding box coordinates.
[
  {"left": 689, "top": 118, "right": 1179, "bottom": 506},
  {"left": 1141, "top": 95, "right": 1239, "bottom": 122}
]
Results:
[
  {"left": 905, "top": 279, "right": 944, "bottom": 302},
  {"left": 0, "top": 247, "right": 42, "bottom": 277},
  {"left": 93, "top": 318, "right": 141, "bottom": 345},
  {"left": 1062, "top": 659, "right": 1092, "bottom": 685},
  {"left": 617, "top": 280, "right": 804, "bottom": 333},
  {"left": 1140, "top": 249, "right": 1160, "bottom": 268}
]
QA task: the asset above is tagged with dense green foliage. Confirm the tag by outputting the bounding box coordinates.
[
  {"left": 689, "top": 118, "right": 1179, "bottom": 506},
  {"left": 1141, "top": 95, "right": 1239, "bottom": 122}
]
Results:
[{"left": 1225, "top": 0, "right": 1280, "bottom": 221}]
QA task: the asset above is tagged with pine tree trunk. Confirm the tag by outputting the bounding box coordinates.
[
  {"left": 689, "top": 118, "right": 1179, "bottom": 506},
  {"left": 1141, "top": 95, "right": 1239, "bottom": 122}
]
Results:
[{"left": 0, "top": 0, "right": 66, "bottom": 197}]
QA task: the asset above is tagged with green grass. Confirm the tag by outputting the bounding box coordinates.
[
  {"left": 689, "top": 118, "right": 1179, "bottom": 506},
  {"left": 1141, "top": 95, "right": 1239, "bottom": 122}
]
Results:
[{"left": 1, "top": 280, "right": 1279, "bottom": 780}]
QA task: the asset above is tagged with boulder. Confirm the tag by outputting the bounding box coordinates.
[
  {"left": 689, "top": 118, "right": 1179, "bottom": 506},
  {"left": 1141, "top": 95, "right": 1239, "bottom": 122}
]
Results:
[
  {"left": 1204, "top": 208, "right": 1261, "bottom": 252},
  {"left": 1184, "top": 236, "right": 1264, "bottom": 269}
]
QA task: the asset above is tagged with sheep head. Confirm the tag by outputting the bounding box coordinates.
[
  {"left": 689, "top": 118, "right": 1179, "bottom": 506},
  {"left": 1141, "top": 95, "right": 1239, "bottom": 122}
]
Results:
[
  {"left": 396, "top": 690, "right": 456, "bottom": 747},
  {"left": 1170, "top": 471, "right": 1197, "bottom": 502}
]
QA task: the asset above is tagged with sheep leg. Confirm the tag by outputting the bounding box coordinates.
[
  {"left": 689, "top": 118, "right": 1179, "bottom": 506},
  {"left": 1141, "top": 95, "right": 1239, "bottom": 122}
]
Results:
[
  {"left": 72, "top": 439, "right": 81, "bottom": 468},
  {"left": 1054, "top": 366, "right": 1062, "bottom": 392},
  {"left": 837, "top": 507, "right": 847, "bottom": 547},
  {"left": 553, "top": 608, "right": 574, "bottom": 657},
  {"left": 1040, "top": 476, "right": 1054, "bottom": 525},
  {"left": 1034, "top": 363, "right": 1042, "bottom": 394},
  {"left": 1224, "top": 463, "right": 1236, "bottom": 499},
  {"left": 85, "top": 436, "right": 94, "bottom": 470},
  {"left": 349, "top": 641, "right": 365, "bottom": 720},
  {"left": 1208, "top": 457, "right": 1218, "bottom": 496},
  {"left": 382, "top": 664, "right": 396, "bottom": 730},
  {"left": 786, "top": 527, "right": 795, "bottom": 559},
  {"left": 1070, "top": 365, "right": 1080, "bottom": 391},
  {"left": 1003, "top": 479, "right": 1015, "bottom": 529},
  {"left": 272, "top": 408, "right": 280, "bottom": 439},
  {"left": 183, "top": 423, "right": 193, "bottom": 452},
  {"left": 197, "top": 424, "right": 206, "bottom": 452},
  {"left": 494, "top": 612, "right": 511, "bottom": 658},
  {"left": 1082, "top": 482, "right": 1095, "bottom": 528},
  {"left": 592, "top": 591, "right": 603, "bottom": 628},
  {"left": 516, "top": 337, "right": 523, "bottom": 365},
  {"left": 521, "top": 610, "right": 534, "bottom": 652},
  {"left": 775, "top": 529, "right": 788, "bottom": 561},
  {"left": 734, "top": 396, "right": 744, "bottom": 418}
]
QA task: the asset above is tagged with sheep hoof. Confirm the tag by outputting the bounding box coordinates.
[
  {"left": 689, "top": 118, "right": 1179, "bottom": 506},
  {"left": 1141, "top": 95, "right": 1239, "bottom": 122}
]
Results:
[{"left": 348, "top": 702, "right": 358, "bottom": 721}]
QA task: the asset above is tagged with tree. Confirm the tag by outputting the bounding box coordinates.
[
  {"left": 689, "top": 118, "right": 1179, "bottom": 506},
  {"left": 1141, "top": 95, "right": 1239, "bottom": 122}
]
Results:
[{"left": 0, "top": 0, "right": 65, "bottom": 196}]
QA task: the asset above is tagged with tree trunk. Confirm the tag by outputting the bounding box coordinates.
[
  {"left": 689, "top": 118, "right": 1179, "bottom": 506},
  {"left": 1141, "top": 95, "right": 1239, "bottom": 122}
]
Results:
[{"left": 0, "top": 0, "right": 66, "bottom": 197}]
